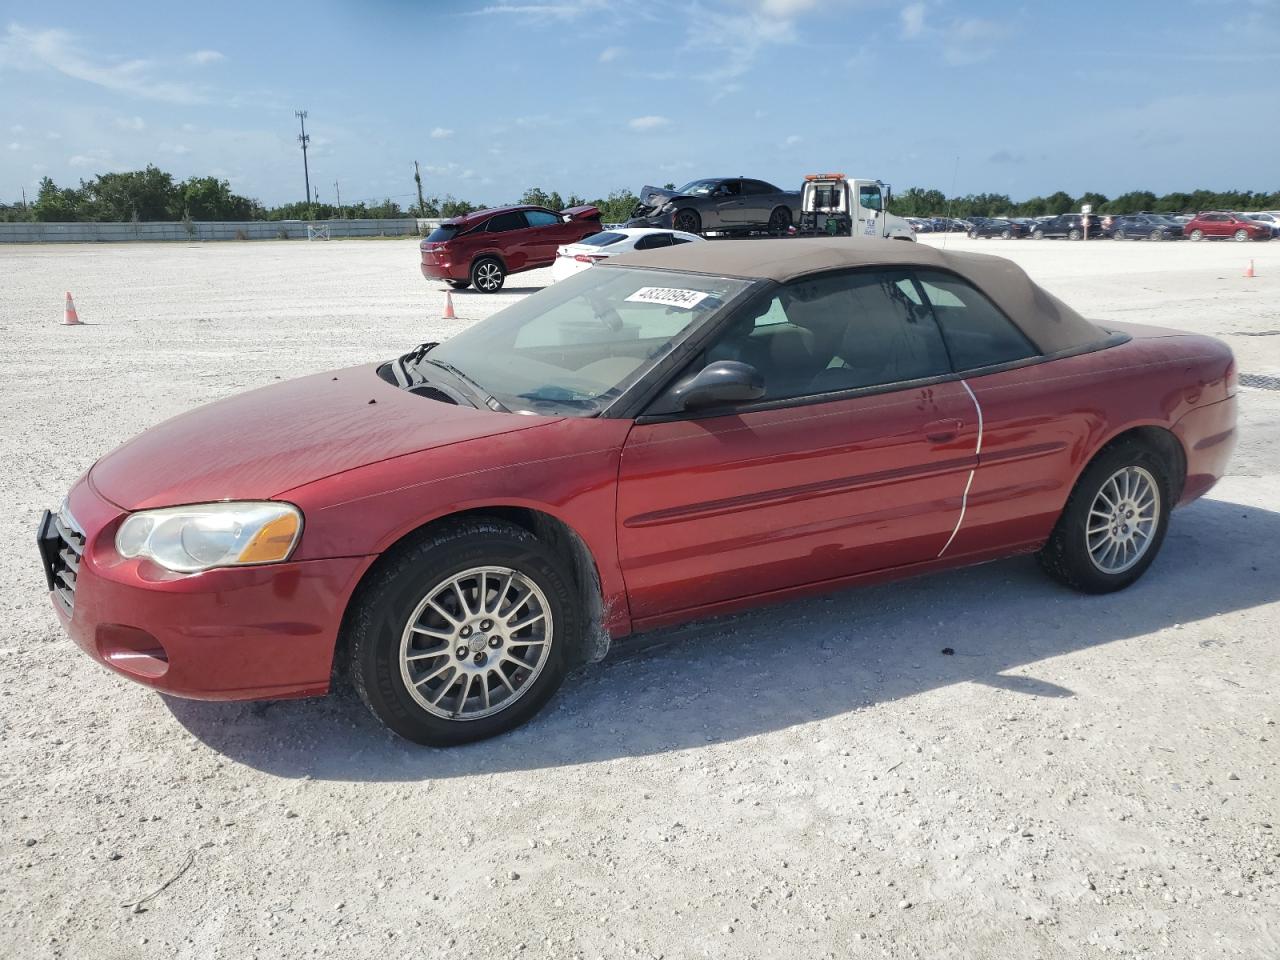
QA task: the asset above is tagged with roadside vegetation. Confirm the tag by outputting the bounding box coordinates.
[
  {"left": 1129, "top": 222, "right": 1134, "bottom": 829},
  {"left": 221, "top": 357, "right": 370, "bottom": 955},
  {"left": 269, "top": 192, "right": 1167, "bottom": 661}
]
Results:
[{"left": 2, "top": 166, "right": 1276, "bottom": 225}]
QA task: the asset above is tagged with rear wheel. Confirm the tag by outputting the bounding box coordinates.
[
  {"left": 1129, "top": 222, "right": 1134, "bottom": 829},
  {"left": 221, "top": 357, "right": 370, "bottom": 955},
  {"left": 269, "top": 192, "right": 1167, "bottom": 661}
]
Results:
[
  {"left": 766, "top": 206, "right": 792, "bottom": 236},
  {"left": 470, "top": 257, "right": 506, "bottom": 293},
  {"left": 1234, "top": 229, "right": 1250, "bottom": 242},
  {"left": 1114, "top": 228, "right": 1126, "bottom": 241},
  {"left": 673, "top": 209, "right": 702, "bottom": 235},
  {"left": 1149, "top": 229, "right": 1163, "bottom": 242},
  {"left": 1068, "top": 228, "right": 1082, "bottom": 241},
  {"left": 1001, "top": 228, "right": 1012, "bottom": 239},
  {"left": 348, "top": 520, "right": 577, "bottom": 746},
  {"left": 1032, "top": 228, "right": 1045, "bottom": 240},
  {"left": 1189, "top": 228, "right": 1204, "bottom": 241},
  {"left": 1037, "top": 441, "right": 1172, "bottom": 594}
]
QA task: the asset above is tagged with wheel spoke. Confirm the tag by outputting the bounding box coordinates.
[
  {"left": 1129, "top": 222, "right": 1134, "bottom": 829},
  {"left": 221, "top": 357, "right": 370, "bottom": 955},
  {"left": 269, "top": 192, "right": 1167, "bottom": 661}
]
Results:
[
  {"left": 452, "top": 580, "right": 473, "bottom": 618},
  {"left": 410, "top": 624, "right": 454, "bottom": 641},
  {"left": 429, "top": 671, "right": 461, "bottom": 705},
  {"left": 406, "top": 647, "right": 449, "bottom": 662},
  {"left": 453, "top": 674, "right": 472, "bottom": 716},
  {"left": 414, "top": 663, "right": 454, "bottom": 687},
  {"left": 428, "top": 598, "right": 461, "bottom": 626},
  {"left": 507, "top": 611, "right": 545, "bottom": 632}
]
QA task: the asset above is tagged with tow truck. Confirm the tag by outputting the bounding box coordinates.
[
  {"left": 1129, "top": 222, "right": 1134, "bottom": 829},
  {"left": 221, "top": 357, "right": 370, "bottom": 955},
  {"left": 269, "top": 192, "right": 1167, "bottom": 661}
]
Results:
[{"left": 795, "top": 174, "right": 915, "bottom": 241}]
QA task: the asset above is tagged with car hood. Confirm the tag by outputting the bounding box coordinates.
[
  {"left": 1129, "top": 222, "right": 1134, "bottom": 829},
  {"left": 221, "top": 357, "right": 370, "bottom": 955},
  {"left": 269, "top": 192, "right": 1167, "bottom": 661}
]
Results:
[
  {"left": 89, "top": 364, "right": 556, "bottom": 511},
  {"left": 637, "top": 185, "right": 688, "bottom": 208}
]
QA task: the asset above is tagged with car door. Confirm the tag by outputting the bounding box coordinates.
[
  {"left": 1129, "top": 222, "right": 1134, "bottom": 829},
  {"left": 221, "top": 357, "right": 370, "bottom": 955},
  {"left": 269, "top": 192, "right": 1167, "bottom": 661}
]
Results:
[
  {"left": 1201, "top": 213, "right": 1226, "bottom": 237},
  {"left": 521, "top": 208, "right": 566, "bottom": 266},
  {"left": 711, "top": 179, "right": 746, "bottom": 226},
  {"left": 856, "top": 182, "right": 884, "bottom": 237},
  {"left": 906, "top": 268, "right": 1093, "bottom": 555},
  {"left": 615, "top": 268, "right": 980, "bottom": 625},
  {"left": 483, "top": 210, "right": 532, "bottom": 270}
]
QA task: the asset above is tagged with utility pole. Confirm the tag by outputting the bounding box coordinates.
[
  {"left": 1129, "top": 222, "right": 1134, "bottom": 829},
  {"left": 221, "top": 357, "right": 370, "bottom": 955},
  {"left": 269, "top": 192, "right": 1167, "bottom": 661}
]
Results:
[
  {"left": 334, "top": 180, "right": 344, "bottom": 219},
  {"left": 413, "top": 160, "right": 426, "bottom": 218},
  {"left": 21, "top": 187, "right": 27, "bottom": 211},
  {"left": 295, "top": 110, "right": 312, "bottom": 220}
]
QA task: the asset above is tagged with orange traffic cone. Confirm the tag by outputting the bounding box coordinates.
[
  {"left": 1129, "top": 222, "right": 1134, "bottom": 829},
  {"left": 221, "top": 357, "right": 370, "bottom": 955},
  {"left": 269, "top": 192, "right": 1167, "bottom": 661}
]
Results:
[
  {"left": 1244, "top": 259, "right": 1256, "bottom": 278},
  {"left": 63, "top": 292, "right": 83, "bottom": 326},
  {"left": 442, "top": 291, "right": 456, "bottom": 320}
]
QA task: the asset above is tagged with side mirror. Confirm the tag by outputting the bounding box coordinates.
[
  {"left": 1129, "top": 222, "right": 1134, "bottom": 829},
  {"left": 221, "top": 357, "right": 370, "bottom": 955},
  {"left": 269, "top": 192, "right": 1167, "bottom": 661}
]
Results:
[{"left": 673, "top": 360, "right": 765, "bottom": 411}]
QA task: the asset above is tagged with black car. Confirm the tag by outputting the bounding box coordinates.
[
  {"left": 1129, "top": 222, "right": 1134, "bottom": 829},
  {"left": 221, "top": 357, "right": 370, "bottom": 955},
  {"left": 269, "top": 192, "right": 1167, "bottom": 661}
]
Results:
[
  {"left": 1105, "top": 214, "right": 1185, "bottom": 241},
  {"left": 1030, "top": 213, "right": 1105, "bottom": 240},
  {"left": 626, "top": 178, "right": 801, "bottom": 236},
  {"left": 968, "top": 218, "right": 1026, "bottom": 239}
]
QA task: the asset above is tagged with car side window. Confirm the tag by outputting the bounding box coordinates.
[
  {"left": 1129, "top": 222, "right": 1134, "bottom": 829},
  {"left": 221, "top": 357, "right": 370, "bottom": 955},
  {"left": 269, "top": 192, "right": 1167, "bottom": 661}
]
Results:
[
  {"left": 858, "top": 184, "right": 883, "bottom": 211},
  {"left": 487, "top": 212, "right": 527, "bottom": 233},
  {"left": 713, "top": 180, "right": 741, "bottom": 197},
  {"left": 913, "top": 269, "right": 1038, "bottom": 371},
  {"left": 741, "top": 179, "right": 773, "bottom": 195},
  {"left": 633, "top": 232, "right": 674, "bottom": 250},
  {"left": 688, "top": 270, "right": 951, "bottom": 405},
  {"left": 523, "top": 210, "right": 560, "bottom": 228}
]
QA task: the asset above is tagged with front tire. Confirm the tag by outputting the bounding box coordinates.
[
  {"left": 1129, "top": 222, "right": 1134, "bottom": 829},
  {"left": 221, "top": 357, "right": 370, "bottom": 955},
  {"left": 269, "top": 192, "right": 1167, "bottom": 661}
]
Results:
[
  {"left": 1037, "top": 441, "right": 1172, "bottom": 594},
  {"left": 1001, "top": 229, "right": 1012, "bottom": 239},
  {"left": 348, "top": 520, "right": 578, "bottom": 746},
  {"left": 1114, "top": 228, "right": 1126, "bottom": 241},
  {"left": 1032, "top": 228, "right": 1045, "bottom": 240},
  {"left": 1234, "top": 229, "right": 1250, "bottom": 242},
  {"left": 1189, "top": 229, "right": 1204, "bottom": 241},
  {"left": 673, "top": 209, "right": 702, "bottom": 235},
  {"left": 471, "top": 257, "right": 506, "bottom": 293},
  {"left": 766, "top": 206, "right": 792, "bottom": 236},
  {"left": 1068, "top": 228, "right": 1082, "bottom": 241}
]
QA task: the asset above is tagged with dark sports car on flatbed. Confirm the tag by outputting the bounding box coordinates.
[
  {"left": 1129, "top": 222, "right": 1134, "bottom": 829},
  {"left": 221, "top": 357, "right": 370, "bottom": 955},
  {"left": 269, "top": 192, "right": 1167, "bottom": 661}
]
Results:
[{"left": 626, "top": 178, "right": 801, "bottom": 236}]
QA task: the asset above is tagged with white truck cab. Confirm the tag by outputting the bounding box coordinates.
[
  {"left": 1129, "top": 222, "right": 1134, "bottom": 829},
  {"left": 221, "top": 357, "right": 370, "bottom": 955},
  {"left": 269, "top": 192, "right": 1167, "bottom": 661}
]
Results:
[{"left": 798, "top": 174, "right": 915, "bottom": 241}]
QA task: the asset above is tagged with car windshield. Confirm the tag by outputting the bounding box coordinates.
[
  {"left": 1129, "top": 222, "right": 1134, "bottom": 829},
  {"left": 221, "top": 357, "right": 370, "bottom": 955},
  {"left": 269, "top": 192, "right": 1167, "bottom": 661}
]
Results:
[
  {"left": 424, "top": 266, "right": 756, "bottom": 416},
  {"left": 577, "top": 231, "right": 627, "bottom": 247},
  {"left": 675, "top": 180, "right": 719, "bottom": 196}
]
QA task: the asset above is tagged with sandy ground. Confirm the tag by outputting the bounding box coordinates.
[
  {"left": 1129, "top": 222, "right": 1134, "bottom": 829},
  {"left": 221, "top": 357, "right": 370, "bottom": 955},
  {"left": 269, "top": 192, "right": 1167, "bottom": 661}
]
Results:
[{"left": 0, "top": 235, "right": 1277, "bottom": 960}]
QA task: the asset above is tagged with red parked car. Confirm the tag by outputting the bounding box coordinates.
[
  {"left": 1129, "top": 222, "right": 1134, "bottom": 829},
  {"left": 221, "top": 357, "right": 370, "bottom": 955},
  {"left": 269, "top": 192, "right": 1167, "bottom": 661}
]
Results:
[
  {"left": 1184, "top": 211, "right": 1272, "bottom": 242},
  {"left": 40, "top": 239, "right": 1237, "bottom": 746},
  {"left": 420, "top": 204, "right": 602, "bottom": 292}
]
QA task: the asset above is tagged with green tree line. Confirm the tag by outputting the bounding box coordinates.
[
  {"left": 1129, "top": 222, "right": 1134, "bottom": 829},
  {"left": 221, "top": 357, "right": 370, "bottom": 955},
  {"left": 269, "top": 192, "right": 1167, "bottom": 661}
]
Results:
[
  {"left": 0, "top": 167, "right": 644, "bottom": 226},
  {"left": 4, "top": 166, "right": 1276, "bottom": 225}
]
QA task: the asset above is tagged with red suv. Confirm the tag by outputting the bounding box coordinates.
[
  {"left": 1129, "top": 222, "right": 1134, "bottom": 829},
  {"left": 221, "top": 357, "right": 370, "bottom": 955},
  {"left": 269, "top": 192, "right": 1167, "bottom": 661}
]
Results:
[
  {"left": 1184, "top": 212, "right": 1272, "bottom": 242},
  {"left": 420, "top": 205, "right": 602, "bottom": 292}
]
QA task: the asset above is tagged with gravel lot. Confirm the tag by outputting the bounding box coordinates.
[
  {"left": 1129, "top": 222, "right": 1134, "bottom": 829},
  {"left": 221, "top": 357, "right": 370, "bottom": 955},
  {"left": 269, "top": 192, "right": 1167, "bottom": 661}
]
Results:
[{"left": 1, "top": 235, "right": 1277, "bottom": 959}]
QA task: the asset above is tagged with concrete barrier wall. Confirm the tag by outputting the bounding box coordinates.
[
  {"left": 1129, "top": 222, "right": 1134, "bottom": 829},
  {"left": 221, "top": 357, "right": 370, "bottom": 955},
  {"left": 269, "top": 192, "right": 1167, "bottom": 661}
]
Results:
[{"left": 0, "top": 218, "right": 445, "bottom": 243}]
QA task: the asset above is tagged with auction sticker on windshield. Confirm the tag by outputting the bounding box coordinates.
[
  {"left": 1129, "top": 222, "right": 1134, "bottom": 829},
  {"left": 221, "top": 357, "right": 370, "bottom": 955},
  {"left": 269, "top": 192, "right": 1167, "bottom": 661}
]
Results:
[{"left": 625, "top": 287, "right": 711, "bottom": 310}]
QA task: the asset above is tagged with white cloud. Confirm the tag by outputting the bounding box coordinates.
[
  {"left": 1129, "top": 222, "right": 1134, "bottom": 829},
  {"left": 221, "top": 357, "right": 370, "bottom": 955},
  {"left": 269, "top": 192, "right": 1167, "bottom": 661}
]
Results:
[
  {"left": 185, "top": 49, "right": 225, "bottom": 65},
  {"left": 758, "top": 0, "right": 818, "bottom": 14},
  {"left": 430, "top": 127, "right": 454, "bottom": 139},
  {"left": 69, "top": 148, "right": 110, "bottom": 168},
  {"left": 900, "top": 2, "right": 926, "bottom": 39},
  {"left": 0, "top": 24, "right": 205, "bottom": 103},
  {"left": 628, "top": 115, "right": 670, "bottom": 130},
  {"left": 468, "top": 1, "right": 607, "bottom": 21},
  {"left": 784, "top": 134, "right": 801, "bottom": 146},
  {"left": 7, "top": 142, "right": 22, "bottom": 151},
  {"left": 598, "top": 45, "right": 622, "bottom": 63},
  {"left": 158, "top": 142, "right": 191, "bottom": 155},
  {"left": 114, "top": 116, "right": 146, "bottom": 131},
  {"left": 9, "top": 123, "right": 23, "bottom": 133},
  {"left": 943, "top": 18, "right": 1009, "bottom": 65}
]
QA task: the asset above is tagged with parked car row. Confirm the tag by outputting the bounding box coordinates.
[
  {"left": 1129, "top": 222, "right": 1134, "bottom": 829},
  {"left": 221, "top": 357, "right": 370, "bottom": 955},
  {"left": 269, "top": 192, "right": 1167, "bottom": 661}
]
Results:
[{"left": 910, "top": 210, "right": 1276, "bottom": 243}]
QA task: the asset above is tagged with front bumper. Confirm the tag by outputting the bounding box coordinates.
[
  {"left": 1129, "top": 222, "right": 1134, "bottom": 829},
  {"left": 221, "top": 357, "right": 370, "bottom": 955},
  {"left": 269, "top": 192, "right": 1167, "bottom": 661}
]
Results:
[
  {"left": 41, "top": 475, "right": 371, "bottom": 701},
  {"left": 624, "top": 211, "right": 674, "bottom": 229}
]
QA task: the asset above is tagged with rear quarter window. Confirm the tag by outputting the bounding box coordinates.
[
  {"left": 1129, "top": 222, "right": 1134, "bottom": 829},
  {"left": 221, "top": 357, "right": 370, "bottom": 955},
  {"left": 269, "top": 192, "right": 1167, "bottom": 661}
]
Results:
[
  {"left": 914, "top": 270, "right": 1038, "bottom": 371},
  {"left": 426, "top": 224, "right": 461, "bottom": 242}
]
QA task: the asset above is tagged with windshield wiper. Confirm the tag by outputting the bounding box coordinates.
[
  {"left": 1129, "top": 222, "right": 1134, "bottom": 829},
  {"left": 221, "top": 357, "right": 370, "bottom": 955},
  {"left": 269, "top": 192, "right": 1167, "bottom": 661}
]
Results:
[{"left": 424, "top": 358, "right": 510, "bottom": 413}]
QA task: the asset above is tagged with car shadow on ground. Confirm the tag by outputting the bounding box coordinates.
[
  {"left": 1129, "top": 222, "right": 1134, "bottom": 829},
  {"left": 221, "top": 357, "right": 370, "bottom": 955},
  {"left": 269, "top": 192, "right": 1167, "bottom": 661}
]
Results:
[{"left": 165, "top": 496, "right": 1279, "bottom": 781}]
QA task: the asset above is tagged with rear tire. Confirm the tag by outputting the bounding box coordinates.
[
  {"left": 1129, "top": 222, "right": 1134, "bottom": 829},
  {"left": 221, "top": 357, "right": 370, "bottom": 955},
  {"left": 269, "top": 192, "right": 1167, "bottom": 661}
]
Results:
[
  {"left": 1189, "top": 229, "right": 1204, "bottom": 241},
  {"left": 1068, "top": 228, "right": 1082, "bottom": 241},
  {"left": 1037, "top": 440, "right": 1172, "bottom": 595},
  {"left": 1032, "top": 228, "right": 1045, "bottom": 240},
  {"left": 1001, "top": 229, "right": 1012, "bottom": 239},
  {"left": 1234, "top": 229, "right": 1249, "bottom": 242},
  {"left": 1149, "top": 229, "right": 1163, "bottom": 242},
  {"left": 766, "top": 206, "right": 792, "bottom": 236},
  {"left": 1114, "top": 228, "right": 1126, "bottom": 241},
  {"left": 470, "top": 257, "right": 506, "bottom": 293},
  {"left": 348, "top": 520, "right": 577, "bottom": 746}
]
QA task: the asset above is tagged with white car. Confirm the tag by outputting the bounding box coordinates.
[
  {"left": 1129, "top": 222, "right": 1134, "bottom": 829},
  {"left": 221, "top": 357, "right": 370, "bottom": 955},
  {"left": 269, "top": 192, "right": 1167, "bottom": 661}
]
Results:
[{"left": 551, "top": 228, "right": 704, "bottom": 281}]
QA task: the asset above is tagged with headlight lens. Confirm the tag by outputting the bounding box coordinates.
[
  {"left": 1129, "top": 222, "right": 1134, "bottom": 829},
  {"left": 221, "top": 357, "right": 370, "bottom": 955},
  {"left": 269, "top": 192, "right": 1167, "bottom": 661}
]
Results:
[{"left": 115, "top": 502, "right": 302, "bottom": 573}]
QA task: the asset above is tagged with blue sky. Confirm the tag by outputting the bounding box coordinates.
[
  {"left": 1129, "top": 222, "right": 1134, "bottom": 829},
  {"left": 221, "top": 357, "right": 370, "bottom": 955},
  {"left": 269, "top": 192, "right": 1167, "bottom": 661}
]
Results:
[{"left": 1, "top": 0, "right": 1278, "bottom": 208}]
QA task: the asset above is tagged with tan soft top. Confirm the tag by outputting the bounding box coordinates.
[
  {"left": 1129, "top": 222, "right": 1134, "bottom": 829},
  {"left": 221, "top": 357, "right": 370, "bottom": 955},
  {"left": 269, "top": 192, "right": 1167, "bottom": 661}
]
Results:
[{"left": 604, "top": 237, "right": 1106, "bottom": 354}]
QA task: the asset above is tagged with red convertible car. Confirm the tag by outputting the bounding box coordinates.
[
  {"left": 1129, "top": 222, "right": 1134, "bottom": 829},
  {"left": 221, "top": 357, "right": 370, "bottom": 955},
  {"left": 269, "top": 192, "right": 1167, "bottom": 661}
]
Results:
[{"left": 39, "top": 239, "right": 1237, "bottom": 746}]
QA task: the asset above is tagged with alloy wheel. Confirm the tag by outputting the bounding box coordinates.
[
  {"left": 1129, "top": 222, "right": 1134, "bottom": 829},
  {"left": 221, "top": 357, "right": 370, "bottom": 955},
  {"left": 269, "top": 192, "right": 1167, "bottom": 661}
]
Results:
[
  {"left": 398, "top": 566, "right": 554, "bottom": 721},
  {"left": 474, "top": 261, "right": 503, "bottom": 292},
  {"left": 1234, "top": 229, "right": 1249, "bottom": 242},
  {"left": 1086, "top": 466, "right": 1160, "bottom": 575}
]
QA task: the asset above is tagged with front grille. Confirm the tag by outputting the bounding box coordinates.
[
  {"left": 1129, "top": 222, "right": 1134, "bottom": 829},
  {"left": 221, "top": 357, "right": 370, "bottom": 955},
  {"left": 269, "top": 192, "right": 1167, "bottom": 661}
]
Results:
[{"left": 43, "top": 506, "right": 85, "bottom": 615}]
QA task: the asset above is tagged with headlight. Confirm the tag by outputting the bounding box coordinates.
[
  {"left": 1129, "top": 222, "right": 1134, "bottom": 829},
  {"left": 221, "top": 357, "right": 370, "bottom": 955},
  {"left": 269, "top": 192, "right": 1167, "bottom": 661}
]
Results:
[{"left": 115, "top": 502, "right": 303, "bottom": 573}]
